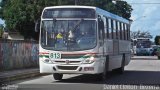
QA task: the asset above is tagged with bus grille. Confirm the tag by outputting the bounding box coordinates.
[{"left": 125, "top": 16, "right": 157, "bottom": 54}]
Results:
[
  {"left": 57, "top": 66, "right": 78, "bottom": 70},
  {"left": 54, "top": 61, "right": 81, "bottom": 64}
]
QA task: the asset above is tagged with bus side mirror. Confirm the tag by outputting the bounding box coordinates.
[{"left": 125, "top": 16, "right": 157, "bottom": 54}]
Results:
[{"left": 35, "top": 20, "right": 40, "bottom": 32}]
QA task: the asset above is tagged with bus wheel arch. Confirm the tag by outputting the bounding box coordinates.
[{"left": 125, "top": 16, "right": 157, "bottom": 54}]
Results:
[
  {"left": 98, "top": 55, "right": 110, "bottom": 80},
  {"left": 115, "top": 54, "right": 125, "bottom": 74}
]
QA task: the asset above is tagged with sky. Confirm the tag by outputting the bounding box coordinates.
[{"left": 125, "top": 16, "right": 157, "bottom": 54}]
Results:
[
  {"left": 0, "top": 0, "right": 4, "bottom": 25},
  {"left": 125, "top": 0, "right": 160, "bottom": 41},
  {"left": 0, "top": 0, "right": 160, "bottom": 41}
]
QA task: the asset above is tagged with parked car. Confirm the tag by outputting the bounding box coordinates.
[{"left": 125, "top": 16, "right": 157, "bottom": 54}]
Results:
[
  {"left": 155, "top": 46, "right": 160, "bottom": 59},
  {"left": 151, "top": 45, "right": 160, "bottom": 56}
]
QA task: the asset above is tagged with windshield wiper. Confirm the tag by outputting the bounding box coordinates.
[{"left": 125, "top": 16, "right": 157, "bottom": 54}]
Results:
[
  {"left": 68, "top": 19, "right": 84, "bottom": 39},
  {"left": 52, "top": 18, "right": 57, "bottom": 32},
  {"left": 66, "top": 19, "right": 83, "bottom": 51},
  {"left": 71, "top": 18, "right": 84, "bottom": 32}
]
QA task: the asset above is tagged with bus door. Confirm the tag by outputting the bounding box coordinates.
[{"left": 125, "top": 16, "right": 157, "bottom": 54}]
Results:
[{"left": 98, "top": 15, "right": 105, "bottom": 55}]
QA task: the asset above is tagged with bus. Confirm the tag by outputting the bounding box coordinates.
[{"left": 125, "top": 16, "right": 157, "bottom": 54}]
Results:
[
  {"left": 132, "top": 38, "right": 152, "bottom": 55},
  {"left": 38, "top": 6, "right": 131, "bottom": 80}
]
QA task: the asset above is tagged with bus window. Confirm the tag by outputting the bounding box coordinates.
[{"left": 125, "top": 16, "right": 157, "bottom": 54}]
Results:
[
  {"left": 98, "top": 15, "right": 104, "bottom": 40},
  {"left": 127, "top": 25, "right": 130, "bottom": 40},
  {"left": 106, "top": 17, "right": 109, "bottom": 39},
  {"left": 124, "top": 24, "right": 127, "bottom": 40},
  {"left": 103, "top": 17, "right": 107, "bottom": 39},
  {"left": 117, "top": 22, "right": 120, "bottom": 39},
  {"left": 116, "top": 21, "right": 119, "bottom": 39},
  {"left": 111, "top": 19, "right": 114, "bottom": 39},
  {"left": 121, "top": 23, "right": 124, "bottom": 40},
  {"left": 123, "top": 24, "right": 127, "bottom": 40},
  {"left": 119, "top": 22, "right": 122, "bottom": 40},
  {"left": 113, "top": 20, "right": 117, "bottom": 39},
  {"left": 108, "top": 18, "right": 112, "bottom": 39}
]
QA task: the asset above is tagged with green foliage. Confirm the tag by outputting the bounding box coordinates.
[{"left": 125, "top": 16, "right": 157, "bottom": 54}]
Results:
[
  {"left": 155, "top": 36, "right": 160, "bottom": 45},
  {"left": 0, "top": 0, "right": 133, "bottom": 40},
  {"left": 0, "top": 25, "right": 3, "bottom": 38},
  {"left": 114, "top": 1, "right": 132, "bottom": 19}
]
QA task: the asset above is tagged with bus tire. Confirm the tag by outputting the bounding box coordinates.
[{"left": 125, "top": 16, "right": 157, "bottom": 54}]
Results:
[
  {"left": 53, "top": 73, "right": 63, "bottom": 80},
  {"left": 116, "top": 66, "right": 124, "bottom": 74}
]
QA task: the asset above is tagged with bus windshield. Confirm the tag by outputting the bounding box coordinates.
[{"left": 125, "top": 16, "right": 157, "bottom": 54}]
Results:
[
  {"left": 40, "top": 20, "right": 97, "bottom": 51},
  {"left": 137, "top": 40, "right": 151, "bottom": 48}
]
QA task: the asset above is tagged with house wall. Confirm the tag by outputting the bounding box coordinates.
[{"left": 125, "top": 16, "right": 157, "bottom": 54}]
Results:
[{"left": 0, "top": 39, "right": 39, "bottom": 71}]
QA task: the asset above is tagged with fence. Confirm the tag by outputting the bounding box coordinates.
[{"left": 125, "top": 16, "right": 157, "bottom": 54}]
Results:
[{"left": 0, "top": 39, "right": 39, "bottom": 71}]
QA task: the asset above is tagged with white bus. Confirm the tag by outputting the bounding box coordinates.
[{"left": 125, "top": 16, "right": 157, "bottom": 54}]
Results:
[
  {"left": 132, "top": 38, "right": 152, "bottom": 55},
  {"left": 39, "top": 6, "right": 131, "bottom": 80}
]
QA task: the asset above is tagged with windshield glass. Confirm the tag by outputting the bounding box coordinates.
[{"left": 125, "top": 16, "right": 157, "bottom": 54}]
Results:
[
  {"left": 40, "top": 20, "right": 97, "bottom": 51},
  {"left": 137, "top": 41, "right": 151, "bottom": 48}
]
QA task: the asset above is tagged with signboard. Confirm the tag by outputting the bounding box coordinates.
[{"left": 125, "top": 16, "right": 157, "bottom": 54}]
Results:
[{"left": 42, "top": 8, "right": 95, "bottom": 18}]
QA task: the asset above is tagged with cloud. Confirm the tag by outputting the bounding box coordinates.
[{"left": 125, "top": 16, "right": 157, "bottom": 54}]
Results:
[
  {"left": 125, "top": 0, "right": 160, "bottom": 39},
  {"left": 143, "top": 7, "right": 157, "bottom": 17},
  {"left": 151, "top": 21, "right": 160, "bottom": 32}
]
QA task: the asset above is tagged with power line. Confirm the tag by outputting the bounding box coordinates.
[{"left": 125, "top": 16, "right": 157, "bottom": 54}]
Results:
[
  {"left": 129, "top": 3, "right": 160, "bottom": 5},
  {"left": 113, "top": 0, "right": 160, "bottom": 4}
]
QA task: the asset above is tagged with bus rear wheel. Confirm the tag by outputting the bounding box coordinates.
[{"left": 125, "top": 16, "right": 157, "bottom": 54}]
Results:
[
  {"left": 115, "top": 66, "right": 124, "bottom": 74},
  {"left": 115, "top": 54, "right": 125, "bottom": 74},
  {"left": 53, "top": 73, "right": 63, "bottom": 80}
]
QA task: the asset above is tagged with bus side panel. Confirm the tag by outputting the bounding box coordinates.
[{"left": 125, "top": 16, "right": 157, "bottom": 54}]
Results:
[
  {"left": 125, "top": 53, "right": 131, "bottom": 66},
  {"left": 108, "top": 55, "right": 122, "bottom": 71},
  {"left": 119, "top": 40, "right": 130, "bottom": 53},
  {"left": 105, "top": 40, "right": 131, "bottom": 70},
  {"left": 119, "top": 40, "right": 131, "bottom": 66},
  {"left": 105, "top": 39, "right": 113, "bottom": 54},
  {"left": 105, "top": 39, "right": 122, "bottom": 70}
]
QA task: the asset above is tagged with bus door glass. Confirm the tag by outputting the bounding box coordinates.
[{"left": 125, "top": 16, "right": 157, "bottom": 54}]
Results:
[
  {"left": 98, "top": 15, "right": 104, "bottom": 46},
  {"left": 98, "top": 15, "right": 105, "bottom": 55}
]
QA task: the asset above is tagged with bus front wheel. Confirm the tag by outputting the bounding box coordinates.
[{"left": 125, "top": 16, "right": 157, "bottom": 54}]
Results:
[{"left": 53, "top": 73, "right": 63, "bottom": 80}]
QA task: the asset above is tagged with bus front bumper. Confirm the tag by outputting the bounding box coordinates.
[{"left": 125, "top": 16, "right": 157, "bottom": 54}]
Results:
[{"left": 39, "top": 60, "right": 104, "bottom": 74}]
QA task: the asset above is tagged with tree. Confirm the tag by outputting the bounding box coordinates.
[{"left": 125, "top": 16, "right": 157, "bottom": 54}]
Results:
[
  {"left": 131, "top": 30, "right": 153, "bottom": 39},
  {"left": 0, "top": 0, "right": 133, "bottom": 40},
  {"left": 0, "top": 24, "right": 3, "bottom": 38},
  {"left": 75, "top": 0, "right": 133, "bottom": 19},
  {"left": 0, "top": 0, "right": 57, "bottom": 40},
  {"left": 114, "top": 1, "right": 132, "bottom": 19},
  {"left": 155, "top": 36, "right": 160, "bottom": 45}
]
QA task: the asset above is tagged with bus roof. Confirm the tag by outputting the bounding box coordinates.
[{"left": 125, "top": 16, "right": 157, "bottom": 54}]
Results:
[
  {"left": 43, "top": 5, "right": 130, "bottom": 24},
  {"left": 132, "top": 38, "right": 150, "bottom": 40}
]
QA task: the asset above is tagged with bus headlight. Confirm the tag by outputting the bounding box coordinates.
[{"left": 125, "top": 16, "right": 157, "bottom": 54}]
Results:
[
  {"left": 43, "top": 58, "right": 53, "bottom": 64},
  {"left": 82, "top": 56, "right": 95, "bottom": 64}
]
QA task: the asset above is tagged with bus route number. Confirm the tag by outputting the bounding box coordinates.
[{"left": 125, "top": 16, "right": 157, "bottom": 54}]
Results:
[{"left": 50, "top": 53, "right": 61, "bottom": 59}]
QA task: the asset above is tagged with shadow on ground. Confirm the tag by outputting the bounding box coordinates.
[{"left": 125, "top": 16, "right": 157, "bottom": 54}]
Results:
[{"left": 55, "top": 70, "right": 160, "bottom": 85}]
